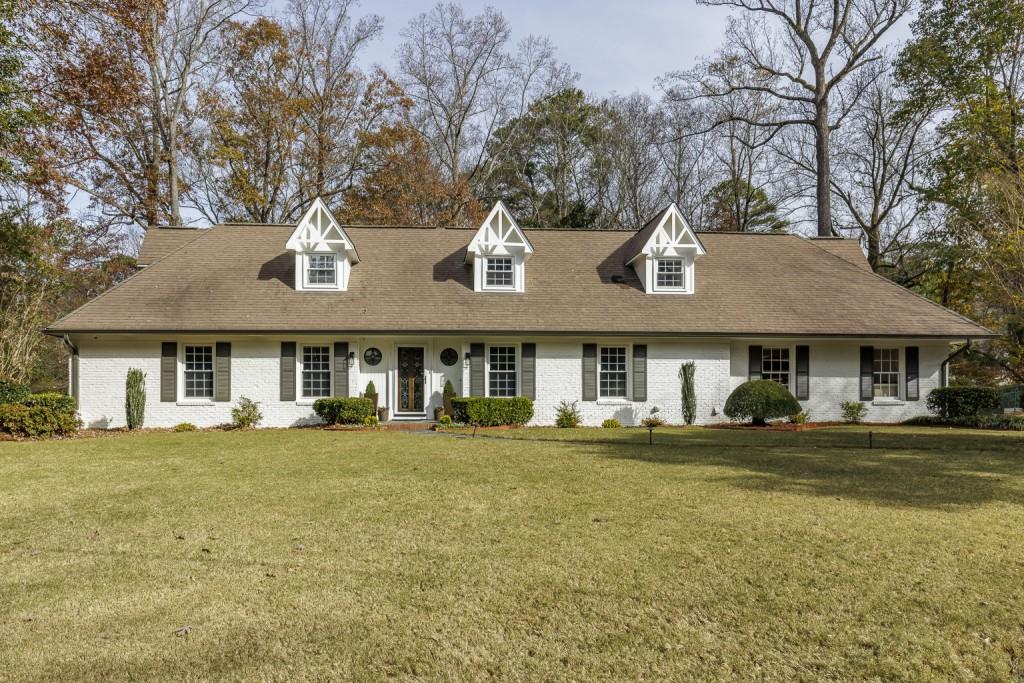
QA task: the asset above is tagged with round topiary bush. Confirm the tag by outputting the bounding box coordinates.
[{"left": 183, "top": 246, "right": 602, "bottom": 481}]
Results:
[{"left": 724, "top": 380, "right": 801, "bottom": 426}]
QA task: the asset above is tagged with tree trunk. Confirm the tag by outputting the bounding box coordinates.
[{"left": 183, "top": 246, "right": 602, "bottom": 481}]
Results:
[
  {"left": 814, "top": 97, "right": 833, "bottom": 237},
  {"left": 167, "top": 118, "right": 181, "bottom": 226}
]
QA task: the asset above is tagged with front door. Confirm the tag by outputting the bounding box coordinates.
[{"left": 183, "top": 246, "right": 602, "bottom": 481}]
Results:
[{"left": 397, "top": 347, "right": 425, "bottom": 413}]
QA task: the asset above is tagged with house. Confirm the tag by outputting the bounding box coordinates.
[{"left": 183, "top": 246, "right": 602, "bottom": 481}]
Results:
[{"left": 46, "top": 199, "right": 994, "bottom": 428}]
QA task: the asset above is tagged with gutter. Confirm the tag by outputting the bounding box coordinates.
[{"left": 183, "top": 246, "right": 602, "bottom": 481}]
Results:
[
  {"left": 940, "top": 339, "right": 971, "bottom": 387},
  {"left": 61, "top": 334, "right": 78, "bottom": 355}
]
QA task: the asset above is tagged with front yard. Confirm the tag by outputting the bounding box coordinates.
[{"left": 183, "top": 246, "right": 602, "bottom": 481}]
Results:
[{"left": 1, "top": 426, "right": 1023, "bottom": 681}]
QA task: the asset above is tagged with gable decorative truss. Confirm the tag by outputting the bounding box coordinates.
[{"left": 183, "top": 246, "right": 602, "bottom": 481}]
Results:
[
  {"left": 466, "top": 201, "right": 534, "bottom": 293},
  {"left": 625, "top": 203, "right": 705, "bottom": 294},
  {"left": 286, "top": 198, "right": 358, "bottom": 291}
]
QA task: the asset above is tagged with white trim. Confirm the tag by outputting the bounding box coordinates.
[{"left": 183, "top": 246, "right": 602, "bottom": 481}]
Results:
[
  {"left": 298, "top": 342, "right": 333, "bottom": 400},
  {"left": 485, "top": 343, "right": 521, "bottom": 398},
  {"left": 178, "top": 341, "right": 216, "bottom": 402},
  {"left": 302, "top": 253, "right": 339, "bottom": 290},
  {"left": 393, "top": 343, "right": 428, "bottom": 416},
  {"left": 597, "top": 344, "right": 630, "bottom": 400}
]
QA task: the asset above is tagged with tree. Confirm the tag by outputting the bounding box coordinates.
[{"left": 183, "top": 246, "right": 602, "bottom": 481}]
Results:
[
  {"left": 397, "top": 2, "right": 572, "bottom": 222},
  {"left": 694, "top": 0, "right": 912, "bottom": 237},
  {"left": 707, "top": 178, "right": 788, "bottom": 232}
]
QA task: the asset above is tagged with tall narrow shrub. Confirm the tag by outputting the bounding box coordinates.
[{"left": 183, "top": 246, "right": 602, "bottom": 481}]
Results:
[
  {"left": 125, "top": 368, "right": 146, "bottom": 430},
  {"left": 679, "top": 362, "right": 697, "bottom": 425}
]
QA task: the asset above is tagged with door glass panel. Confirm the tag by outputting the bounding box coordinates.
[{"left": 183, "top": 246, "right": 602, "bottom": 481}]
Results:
[{"left": 398, "top": 347, "right": 425, "bottom": 412}]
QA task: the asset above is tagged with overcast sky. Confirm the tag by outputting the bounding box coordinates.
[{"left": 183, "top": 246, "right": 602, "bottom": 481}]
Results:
[{"left": 280, "top": 0, "right": 915, "bottom": 96}]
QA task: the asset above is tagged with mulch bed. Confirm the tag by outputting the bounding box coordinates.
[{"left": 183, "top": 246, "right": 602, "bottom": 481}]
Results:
[{"left": 705, "top": 422, "right": 846, "bottom": 432}]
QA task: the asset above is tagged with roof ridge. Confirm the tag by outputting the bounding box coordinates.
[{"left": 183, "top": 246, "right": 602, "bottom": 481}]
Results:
[{"left": 801, "top": 237, "right": 993, "bottom": 336}]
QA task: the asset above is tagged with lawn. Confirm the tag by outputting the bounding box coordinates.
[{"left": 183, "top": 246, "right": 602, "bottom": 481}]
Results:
[{"left": 1, "top": 426, "right": 1023, "bottom": 681}]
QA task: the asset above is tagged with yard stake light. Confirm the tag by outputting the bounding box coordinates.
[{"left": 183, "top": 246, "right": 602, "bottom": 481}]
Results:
[{"left": 869, "top": 431, "right": 873, "bottom": 449}]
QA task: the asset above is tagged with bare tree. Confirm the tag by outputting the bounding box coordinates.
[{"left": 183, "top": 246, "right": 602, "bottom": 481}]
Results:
[
  {"left": 656, "top": 98, "right": 720, "bottom": 230},
  {"left": 397, "top": 2, "right": 572, "bottom": 221},
  {"left": 693, "top": 0, "right": 912, "bottom": 236}
]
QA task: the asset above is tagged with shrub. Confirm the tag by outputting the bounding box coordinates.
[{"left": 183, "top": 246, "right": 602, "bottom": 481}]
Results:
[
  {"left": 452, "top": 397, "right": 534, "bottom": 426},
  {"left": 173, "top": 422, "right": 197, "bottom": 432},
  {"left": 125, "top": 368, "right": 146, "bottom": 430},
  {"left": 554, "top": 400, "right": 582, "bottom": 428},
  {"left": 903, "top": 414, "right": 1024, "bottom": 430},
  {"left": 0, "top": 380, "right": 30, "bottom": 405},
  {"left": 362, "top": 415, "right": 379, "bottom": 429},
  {"left": 926, "top": 386, "right": 1001, "bottom": 420},
  {"left": 679, "top": 362, "right": 697, "bottom": 425},
  {"left": 231, "top": 396, "right": 263, "bottom": 429},
  {"left": 841, "top": 401, "right": 868, "bottom": 424},
  {"left": 313, "top": 397, "right": 375, "bottom": 425},
  {"left": 602, "top": 418, "right": 621, "bottom": 429},
  {"left": 438, "top": 414, "right": 453, "bottom": 427},
  {"left": 364, "top": 381, "right": 377, "bottom": 396},
  {"left": 788, "top": 410, "right": 811, "bottom": 425},
  {"left": 724, "top": 380, "right": 801, "bottom": 426},
  {"left": 20, "top": 393, "right": 77, "bottom": 412},
  {"left": 443, "top": 380, "right": 455, "bottom": 395},
  {"left": 0, "top": 399, "right": 80, "bottom": 438}
]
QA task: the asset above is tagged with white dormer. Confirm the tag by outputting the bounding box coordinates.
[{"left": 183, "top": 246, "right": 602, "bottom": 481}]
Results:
[
  {"left": 624, "top": 203, "right": 706, "bottom": 294},
  {"left": 465, "top": 201, "right": 534, "bottom": 293},
  {"left": 286, "top": 198, "right": 359, "bottom": 291}
]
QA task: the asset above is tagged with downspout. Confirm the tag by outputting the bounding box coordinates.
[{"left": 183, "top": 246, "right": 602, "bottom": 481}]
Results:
[
  {"left": 61, "top": 334, "right": 79, "bottom": 400},
  {"left": 940, "top": 339, "right": 971, "bottom": 387},
  {"left": 61, "top": 334, "right": 78, "bottom": 355}
]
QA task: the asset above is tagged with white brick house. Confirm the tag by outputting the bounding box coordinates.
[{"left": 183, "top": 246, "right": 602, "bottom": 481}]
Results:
[{"left": 47, "top": 199, "right": 993, "bottom": 428}]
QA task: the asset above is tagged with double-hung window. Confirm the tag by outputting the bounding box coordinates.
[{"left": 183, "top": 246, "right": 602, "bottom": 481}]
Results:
[
  {"left": 302, "top": 345, "right": 332, "bottom": 398},
  {"left": 488, "top": 346, "right": 517, "bottom": 397},
  {"left": 485, "top": 257, "right": 514, "bottom": 288},
  {"left": 184, "top": 345, "right": 214, "bottom": 399},
  {"left": 655, "top": 258, "right": 685, "bottom": 289},
  {"left": 762, "top": 347, "right": 790, "bottom": 387},
  {"left": 305, "top": 254, "right": 337, "bottom": 286},
  {"left": 873, "top": 348, "right": 900, "bottom": 399},
  {"left": 599, "top": 346, "right": 628, "bottom": 398}
]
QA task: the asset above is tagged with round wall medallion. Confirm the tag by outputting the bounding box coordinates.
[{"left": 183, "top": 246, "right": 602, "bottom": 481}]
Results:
[
  {"left": 440, "top": 347, "right": 459, "bottom": 366},
  {"left": 363, "top": 347, "right": 382, "bottom": 366}
]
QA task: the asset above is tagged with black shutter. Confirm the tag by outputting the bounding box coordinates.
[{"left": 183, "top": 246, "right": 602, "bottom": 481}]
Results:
[
  {"left": 160, "top": 342, "right": 176, "bottom": 402},
  {"left": 860, "top": 346, "right": 874, "bottom": 401},
  {"left": 521, "top": 343, "right": 536, "bottom": 399},
  {"left": 748, "top": 345, "right": 762, "bottom": 380},
  {"left": 470, "top": 343, "right": 485, "bottom": 396},
  {"left": 334, "top": 342, "right": 349, "bottom": 397},
  {"left": 70, "top": 349, "right": 80, "bottom": 401},
  {"left": 214, "top": 342, "right": 231, "bottom": 402},
  {"left": 582, "top": 344, "right": 597, "bottom": 401},
  {"left": 632, "top": 344, "right": 647, "bottom": 402},
  {"left": 280, "top": 342, "right": 296, "bottom": 401},
  {"left": 906, "top": 346, "right": 920, "bottom": 401},
  {"left": 795, "top": 345, "right": 809, "bottom": 400}
]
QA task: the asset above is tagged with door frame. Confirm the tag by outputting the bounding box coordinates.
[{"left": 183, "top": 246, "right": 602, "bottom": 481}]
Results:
[{"left": 392, "top": 343, "right": 428, "bottom": 417}]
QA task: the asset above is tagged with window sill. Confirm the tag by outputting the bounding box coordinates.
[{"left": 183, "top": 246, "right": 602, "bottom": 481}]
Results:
[
  {"left": 176, "top": 400, "right": 215, "bottom": 407},
  {"left": 296, "top": 400, "right": 320, "bottom": 406},
  {"left": 872, "top": 399, "right": 905, "bottom": 407},
  {"left": 597, "top": 398, "right": 630, "bottom": 405}
]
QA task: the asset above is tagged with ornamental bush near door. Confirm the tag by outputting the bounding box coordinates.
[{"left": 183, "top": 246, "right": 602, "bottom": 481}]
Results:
[
  {"left": 313, "top": 397, "right": 375, "bottom": 425},
  {"left": 451, "top": 397, "right": 533, "bottom": 426},
  {"left": 724, "top": 380, "right": 801, "bottom": 426}
]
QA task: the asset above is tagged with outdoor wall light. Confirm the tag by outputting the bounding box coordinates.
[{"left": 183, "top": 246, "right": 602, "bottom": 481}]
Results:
[
  {"left": 348, "top": 351, "right": 356, "bottom": 367},
  {"left": 464, "top": 351, "right": 472, "bottom": 366}
]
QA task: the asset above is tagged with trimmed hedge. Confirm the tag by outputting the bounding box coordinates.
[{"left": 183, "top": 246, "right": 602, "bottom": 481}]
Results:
[
  {"left": 904, "top": 414, "right": 1024, "bottom": 431},
  {"left": 0, "top": 380, "right": 30, "bottom": 405},
  {"left": 451, "top": 397, "right": 534, "bottom": 426},
  {"left": 926, "top": 387, "right": 1001, "bottom": 420},
  {"left": 313, "top": 397, "right": 375, "bottom": 425},
  {"left": 0, "top": 393, "right": 80, "bottom": 438},
  {"left": 724, "top": 380, "right": 801, "bottom": 426}
]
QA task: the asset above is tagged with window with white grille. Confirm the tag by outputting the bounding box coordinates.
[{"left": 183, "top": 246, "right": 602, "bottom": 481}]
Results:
[
  {"left": 762, "top": 347, "right": 790, "bottom": 387},
  {"left": 184, "top": 345, "right": 214, "bottom": 398},
  {"left": 599, "top": 347, "right": 627, "bottom": 398},
  {"left": 302, "top": 345, "right": 331, "bottom": 398},
  {"left": 873, "top": 348, "right": 900, "bottom": 398},
  {"left": 655, "top": 259, "right": 684, "bottom": 288},
  {"left": 488, "top": 346, "right": 517, "bottom": 397},
  {"left": 485, "top": 257, "right": 514, "bottom": 288},
  {"left": 305, "top": 254, "right": 337, "bottom": 286}
]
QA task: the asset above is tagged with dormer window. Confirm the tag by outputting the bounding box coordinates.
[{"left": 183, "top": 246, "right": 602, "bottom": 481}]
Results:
[
  {"left": 623, "top": 203, "right": 705, "bottom": 295},
  {"left": 286, "top": 198, "right": 359, "bottom": 292},
  {"left": 485, "top": 256, "right": 515, "bottom": 289},
  {"left": 466, "top": 202, "right": 534, "bottom": 293},
  {"left": 305, "top": 253, "right": 337, "bottom": 287}
]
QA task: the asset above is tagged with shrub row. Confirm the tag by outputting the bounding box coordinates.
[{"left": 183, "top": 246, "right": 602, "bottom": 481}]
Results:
[
  {"left": 312, "top": 397, "right": 375, "bottom": 425},
  {"left": 904, "top": 414, "right": 1024, "bottom": 431},
  {"left": 926, "top": 386, "right": 1001, "bottom": 420},
  {"left": 452, "top": 397, "right": 534, "bottom": 426},
  {"left": 0, "top": 392, "right": 80, "bottom": 438}
]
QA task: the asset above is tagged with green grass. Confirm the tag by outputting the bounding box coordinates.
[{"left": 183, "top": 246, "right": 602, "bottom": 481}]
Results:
[{"left": 1, "top": 426, "right": 1023, "bottom": 681}]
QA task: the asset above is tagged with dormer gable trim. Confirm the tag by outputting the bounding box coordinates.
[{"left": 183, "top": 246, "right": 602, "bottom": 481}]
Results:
[
  {"left": 285, "top": 197, "right": 359, "bottom": 264},
  {"left": 625, "top": 203, "right": 705, "bottom": 266},
  {"left": 465, "top": 201, "right": 534, "bottom": 265}
]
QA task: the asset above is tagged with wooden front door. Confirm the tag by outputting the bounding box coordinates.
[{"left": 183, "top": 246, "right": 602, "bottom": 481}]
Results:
[{"left": 397, "top": 347, "right": 425, "bottom": 413}]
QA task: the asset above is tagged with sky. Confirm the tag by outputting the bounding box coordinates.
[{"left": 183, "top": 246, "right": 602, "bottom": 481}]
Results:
[{"left": 280, "top": 0, "right": 916, "bottom": 97}]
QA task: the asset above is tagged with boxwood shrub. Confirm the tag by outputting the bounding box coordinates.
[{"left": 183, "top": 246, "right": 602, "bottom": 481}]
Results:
[
  {"left": 724, "top": 380, "right": 801, "bottom": 426},
  {"left": 904, "top": 414, "right": 1024, "bottom": 431},
  {"left": 0, "top": 393, "right": 80, "bottom": 438},
  {"left": 451, "top": 397, "right": 533, "bottom": 426},
  {"left": 312, "top": 397, "right": 375, "bottom": 425},
  {"left": 926, "top": 387, "right": 1001, "bottom": 420},
  {"left": 0, "top": 380, "right": 30, "bottom": 405}
]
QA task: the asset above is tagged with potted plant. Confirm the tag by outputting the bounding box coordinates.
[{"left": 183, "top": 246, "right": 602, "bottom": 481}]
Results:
[
  {"left": 434, "top": 405, "right": 445, "bottom": 421},
  {"left": 442, "top": 380, "right": 456, "bottom": 418},
  {"left": 376, "top": 406, "right": 387, "bottom": 422},
  {"left": 363, "top": 381, "right": 378, "bottom": 411}
]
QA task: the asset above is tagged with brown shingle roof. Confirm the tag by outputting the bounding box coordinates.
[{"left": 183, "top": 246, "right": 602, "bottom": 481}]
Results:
[
  {"left": 807, "top": 237, "right": 872, "bottom": 271},
  {"left": 48, "top": 223, "right": 993, "bottom": 338},
  {"left": 136, "top": 226, "right": 208, "bottom": 266}
]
